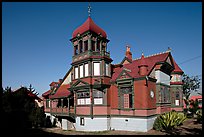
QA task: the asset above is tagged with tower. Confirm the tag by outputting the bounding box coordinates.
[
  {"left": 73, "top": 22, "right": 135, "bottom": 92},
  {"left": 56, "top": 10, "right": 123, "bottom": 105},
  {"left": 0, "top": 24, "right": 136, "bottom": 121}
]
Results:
[{"left": 69, "top": 5, "right": 113, "bottom": 131}]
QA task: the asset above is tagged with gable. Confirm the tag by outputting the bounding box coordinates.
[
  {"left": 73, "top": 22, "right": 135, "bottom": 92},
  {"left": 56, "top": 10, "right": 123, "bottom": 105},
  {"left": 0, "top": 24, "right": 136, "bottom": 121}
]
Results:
[
  {"left": 165, "top": 56, "right": 173, "bottom": 66},
  {"left": 72, "top": 79, "right": 89, "bottom": 88},
  {"left": 116, "top": 69, "right": 132, "bottom": 80}
]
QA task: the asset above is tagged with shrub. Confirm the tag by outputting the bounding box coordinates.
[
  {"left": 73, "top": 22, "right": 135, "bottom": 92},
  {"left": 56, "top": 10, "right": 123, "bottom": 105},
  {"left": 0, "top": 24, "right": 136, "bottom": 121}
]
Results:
[
  {"left": 153, "top": 111, "right": 187, "bottom": 131},
  {"left": 153, "top": 115, "right": 163, "bottom": 131},
  {"left": 196, "top": 109, "right": 202, "bottom": 124}
]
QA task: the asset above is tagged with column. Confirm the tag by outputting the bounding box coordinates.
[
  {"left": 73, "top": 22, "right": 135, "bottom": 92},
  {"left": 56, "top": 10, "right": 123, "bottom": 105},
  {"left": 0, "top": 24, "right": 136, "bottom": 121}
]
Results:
[
  {"left": 68, "top": 98, "right": 70, "bottom": 114},
  {"left": 96, "top": 38, "right": 98, "bottom": 51},
  {"left": 61, "top": 99, "right": 63, "bottom": 108},
  {"left": 82, "top": 40, "right": 85, "bottom": 52},
  {"left": 78, "top": 43, "right": 80, "bottom": 54},
  {"left": 88, "top": 36, "right": 92, "bottom": 50},
  {"left": 89, "top": 61, "right": 92, "bottom": 76},
  {"left": 74, "top": 91, "right": 76, "bottom": 115},
  {"left": 100, "top": 40, "right": 102, "bottom": 51},
  {"left": 90, "top": 88, "right": 93, "bottom": 119}
]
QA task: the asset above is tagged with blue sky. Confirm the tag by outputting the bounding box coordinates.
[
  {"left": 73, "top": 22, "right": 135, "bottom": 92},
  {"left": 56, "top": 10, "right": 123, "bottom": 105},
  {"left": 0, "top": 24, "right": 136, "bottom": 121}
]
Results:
[{"left": 2, "top": 2, "right": 202, "bottom": 95}]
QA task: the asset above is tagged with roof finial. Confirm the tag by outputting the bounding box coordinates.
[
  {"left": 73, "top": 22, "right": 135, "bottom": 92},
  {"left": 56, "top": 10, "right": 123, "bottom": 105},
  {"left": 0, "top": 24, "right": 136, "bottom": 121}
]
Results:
[
  {"left": 88, "top": 3, "right": 91, "bottom": 17},
  {"left": 142, "top": 52, "right": 144, "bottom": 56},
  {"left": 167, "top": 47, "right": 171, "bottom": 52}
]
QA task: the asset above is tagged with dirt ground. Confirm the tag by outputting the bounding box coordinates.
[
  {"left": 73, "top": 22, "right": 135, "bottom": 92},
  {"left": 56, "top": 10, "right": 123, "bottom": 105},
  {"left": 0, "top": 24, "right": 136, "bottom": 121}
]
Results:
[{"left": 41, "top": 117, "right": 202, "bottom": 135}]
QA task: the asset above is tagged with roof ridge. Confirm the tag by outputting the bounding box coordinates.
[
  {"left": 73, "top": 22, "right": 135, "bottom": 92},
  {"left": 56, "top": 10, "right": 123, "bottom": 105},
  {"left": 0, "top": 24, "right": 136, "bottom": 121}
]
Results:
[{"left": 132, "top": 51, "right": 168, "bottom": 61}]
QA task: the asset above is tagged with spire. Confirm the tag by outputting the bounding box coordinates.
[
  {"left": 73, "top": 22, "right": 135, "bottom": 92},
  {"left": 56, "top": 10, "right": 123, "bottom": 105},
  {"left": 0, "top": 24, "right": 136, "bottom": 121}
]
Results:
[{"left": 88, "top": 3, "right": 91, "bottom": 17}]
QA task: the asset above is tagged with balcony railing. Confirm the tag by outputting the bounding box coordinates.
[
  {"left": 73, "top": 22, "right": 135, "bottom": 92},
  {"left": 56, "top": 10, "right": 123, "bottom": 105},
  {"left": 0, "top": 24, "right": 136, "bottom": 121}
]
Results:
[
  {"left": 72, "top": 50, "right": 110, "bottom": 62},
  {"left": 45, "top": 108, "right": 51, "bottom": 113},
  {"left": 50, "top": 107, "right": 75, "bottom": 115}
]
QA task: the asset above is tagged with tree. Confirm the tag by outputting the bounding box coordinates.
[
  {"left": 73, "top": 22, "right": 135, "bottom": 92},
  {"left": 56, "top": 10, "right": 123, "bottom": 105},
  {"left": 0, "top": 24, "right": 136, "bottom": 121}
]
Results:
[
  {"left": 182, "top": 74, "right": 201, "bottom": 110},
  {"left": 2, "top": 85, "right": 46, "bottom": 130},
  {"left": 28, "top": 84, "right": 39, "bottom": 96}
]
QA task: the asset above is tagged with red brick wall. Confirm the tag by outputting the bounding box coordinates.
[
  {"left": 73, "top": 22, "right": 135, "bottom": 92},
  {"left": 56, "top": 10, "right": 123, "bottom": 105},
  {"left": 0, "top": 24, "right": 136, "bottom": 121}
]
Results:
[
  {"left": 110, "top": 84, "right": 118, "bottom": 109},
  {"left": 146, "top": 81, "right": 156, "bottom": 109},
  {"left": 134, "top": 80, "right": 148, "bottom": 109}
]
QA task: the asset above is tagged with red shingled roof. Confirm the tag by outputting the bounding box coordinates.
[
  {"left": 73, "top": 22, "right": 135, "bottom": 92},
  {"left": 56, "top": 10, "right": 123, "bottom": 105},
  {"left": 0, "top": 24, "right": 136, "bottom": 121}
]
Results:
[
  {"left": 49, "top": 81, "right": 59, "bottom": 86},
  {"left": 139, "top": 54, "right": 148, "bottom": 67},
  {"left": 111, "top": 52, "right": 169, "bottom": 81},
  {"left": 172, "top": 58, "right": 183, "bottom": 73},
  {"left": 42, "top": 89, "right": 52, "bottom": 97},
  {"left": 49, "top": 84, "right": 71, "bottom": 99},
  {"left": 72, "top": 16, "right": 107, "bottom": 38}
]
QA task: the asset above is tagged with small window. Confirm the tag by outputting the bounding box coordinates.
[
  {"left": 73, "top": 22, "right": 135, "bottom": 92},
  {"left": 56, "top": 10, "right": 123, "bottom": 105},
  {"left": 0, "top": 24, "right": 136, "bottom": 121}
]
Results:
[
  {"left": 93, "top": 62, "right": 100, "bottom": 76},
  {"left": 102, "top": 45, "right": 105, "bottom": 51},
  {"left": 84, "top": 41, "right": 88, "bottom": 51},
  {"left": 176, "top": 91, "right": 180, "bottom": 99},
  {"left": 79, "top": 41, "right": 83, "bottom": 53},
  {"left": 96, "top": 42, "right": 100, "bottom": 51},
  {"left": 46, "top": 99, "right": 50, "bottom": 108},
  {"left": 92, "top": 41, "right": 95, "bottom": 51},
  {"left": 85, "top": 63, "right": 89, "bottom": 77},
  {"left": 75, "top": 45, "right": 78, "bottom": 55},
  {"left": 80, "top": 65, "right": 83, "bottom": 78},
  {"left": 105, "top": 63, "right": 109, "bottom": 76},
  {"left": 80, "top": 117, "right": 84, "bottom": 126},
  {"left": 93, "top": 90, "right": 103, "bottom": 98}
]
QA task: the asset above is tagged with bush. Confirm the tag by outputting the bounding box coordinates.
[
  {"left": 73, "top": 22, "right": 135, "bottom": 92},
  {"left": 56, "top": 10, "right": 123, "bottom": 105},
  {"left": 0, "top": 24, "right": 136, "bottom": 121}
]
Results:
[
  {"left": 153, "top": 115, "right": 163, "bottom": 131},
  {"left": 196, "top": 109, "right": 202, "bottom": 124},
  {"left": 153, "top": 111, "right": 187, "bottom": 131}
]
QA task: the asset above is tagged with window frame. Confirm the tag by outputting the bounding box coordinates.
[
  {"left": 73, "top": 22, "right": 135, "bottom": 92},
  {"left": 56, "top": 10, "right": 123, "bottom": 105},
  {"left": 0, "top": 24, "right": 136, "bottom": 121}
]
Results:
[
  {"left": 93, "top": 62, "right": 100, "bottom": 76},
  {"left": 80, "top": 117, "right": 84, "bottom": 126}
]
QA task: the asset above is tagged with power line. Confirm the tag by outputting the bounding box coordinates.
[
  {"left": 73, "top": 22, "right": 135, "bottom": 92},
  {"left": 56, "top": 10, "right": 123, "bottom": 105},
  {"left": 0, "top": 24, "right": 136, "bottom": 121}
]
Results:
[{"left": 178, "top": 55, "right": 201, "bottom": 65}]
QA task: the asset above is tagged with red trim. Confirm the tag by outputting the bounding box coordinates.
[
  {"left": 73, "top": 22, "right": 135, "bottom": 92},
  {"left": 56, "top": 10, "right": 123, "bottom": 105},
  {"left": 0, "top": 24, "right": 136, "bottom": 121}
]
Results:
[
  {"left": 170, "top": 81, "right": 183, "bottom": 85},
  {"left": 42, "top": 90, "right": 51, "bottom": 97}
]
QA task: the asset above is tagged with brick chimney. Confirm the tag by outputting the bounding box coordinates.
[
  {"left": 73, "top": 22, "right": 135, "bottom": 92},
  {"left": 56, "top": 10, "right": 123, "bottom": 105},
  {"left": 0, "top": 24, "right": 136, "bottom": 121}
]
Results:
[
  {"left": 138, "top": 52, "right": 148, "bottom": 76},
  {"left": 125, "top": 45, "right": 132, "bottom": 62}
]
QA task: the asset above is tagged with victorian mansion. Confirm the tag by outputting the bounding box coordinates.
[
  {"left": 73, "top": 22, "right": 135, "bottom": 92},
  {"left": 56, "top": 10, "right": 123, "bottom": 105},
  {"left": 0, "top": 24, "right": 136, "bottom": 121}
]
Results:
[{"left": 42, "top": 13, "right": 184, "bottom": 132}]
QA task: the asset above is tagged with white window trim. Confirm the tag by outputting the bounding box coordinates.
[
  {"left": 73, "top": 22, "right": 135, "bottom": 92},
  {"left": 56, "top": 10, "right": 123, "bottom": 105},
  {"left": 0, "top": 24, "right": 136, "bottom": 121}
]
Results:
[
  {"left": 93, "top": 62, "right": 100, "bottom": 76},
  {"left": 85, "top": 63, "right": 89, "bottom": 77},
  {"left": 80, "top": 65, "right": 83, "bottom": 78},
  {"left": 75, "top": 67, "right": 78, "bottom": 79}
]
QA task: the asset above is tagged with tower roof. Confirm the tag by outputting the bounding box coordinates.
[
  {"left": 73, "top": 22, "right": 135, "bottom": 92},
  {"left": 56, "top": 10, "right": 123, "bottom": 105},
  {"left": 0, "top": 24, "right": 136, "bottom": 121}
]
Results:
[{"left": 72, "top": 16, "right": 107, "bottom": 38}]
